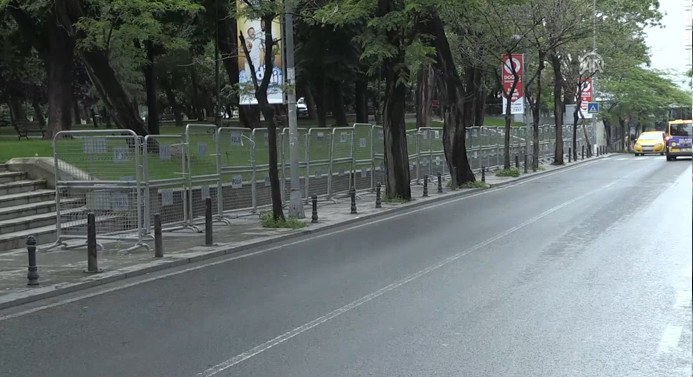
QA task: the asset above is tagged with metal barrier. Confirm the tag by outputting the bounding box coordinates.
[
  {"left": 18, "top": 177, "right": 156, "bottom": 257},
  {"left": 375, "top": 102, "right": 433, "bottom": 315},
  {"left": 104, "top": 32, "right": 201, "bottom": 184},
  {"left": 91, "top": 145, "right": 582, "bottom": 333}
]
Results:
[
  {"left": 327, "top": 127, "right": 355, "bottom": 198},
  {"left": 50, "top": 130, "right": 148, "bottom": 252},
  {"left": 217, "top": 127, "right": 254, "bottom": 215},
  {"left": 371, "top": 126, "right": 385, "bottom": 188},
  {"left": 143, "top": 134, "right": 190, "bottom": 234},
  {"left": 185, "top": 124, "right": 227, "bottom": 224},
  {"left": 353, "top": 123, "right": 374, "bottom": 191},
  {"left": 418, "top": 127, "right": 445, "bottom": 178},
  {"left": 405, "top": 129, "right": 420, "bottom": 182},
  {"left": 305, "top": 128, "right": 331, "bottom": 198}
]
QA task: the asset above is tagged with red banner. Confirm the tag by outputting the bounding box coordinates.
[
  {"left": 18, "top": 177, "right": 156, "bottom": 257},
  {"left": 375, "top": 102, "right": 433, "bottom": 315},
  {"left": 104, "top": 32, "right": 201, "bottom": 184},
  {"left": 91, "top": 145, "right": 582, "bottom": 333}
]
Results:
[
  {"left": 579, "top": 78, "right": 593, "bottom": 118},
  {"left": 502, "top": 54, "right": 524, "bottom": 114}
]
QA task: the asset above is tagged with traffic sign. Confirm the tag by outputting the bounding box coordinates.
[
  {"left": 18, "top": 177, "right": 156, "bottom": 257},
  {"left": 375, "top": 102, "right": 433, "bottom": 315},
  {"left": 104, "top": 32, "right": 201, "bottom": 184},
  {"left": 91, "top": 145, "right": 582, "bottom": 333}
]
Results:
[{"left": 587, "top": 102, "right": 599, "bottom": 114}]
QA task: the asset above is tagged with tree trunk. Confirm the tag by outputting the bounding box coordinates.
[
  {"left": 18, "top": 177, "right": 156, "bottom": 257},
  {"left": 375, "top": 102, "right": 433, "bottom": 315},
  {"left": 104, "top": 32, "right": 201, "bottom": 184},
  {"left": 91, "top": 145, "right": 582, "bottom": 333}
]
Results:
[
  {"left": 330, "top": 80, "right": 348, "bottom": 127},
  {"left": 45, "top": 30, "right": 74, "bottom": 139},
  {"left": 144, "top": 42, "right": 160, "bottom": 135},
  {"left": 10, "top": 97, "right": 27, "bottom": 122},
  {"left": 416, "top": 65, "right": 433, "bottom": 129},
  {"left": 527, "top": 52, "right": 545, "bottom": 171},
  {"left": 72, "top": 96, "right": 81, "bottom": 125},
  {"left": 90, "top": 106, "right": 99, "bottom": 127},
  {"left": 426, "top": 10, "right": 474, "bottom": 185},
  {"left": 240, "top": 13, "right": 284, "bottom": 220},
  {"left": 354, "top": 79, "right": 369, "bottom": 123},
  {"left": 32, "top": 99, "right": 46, "bottom": 128},
  {"left": 305, "top": 84, "right": 318, "bottom": 120},
  {"left": 572, "top": 107, "right": 579, "bottom": 161},
  {"left": 313, "top": 76, "right": 328, "bottom": 127},
  {"left": 550, "top": 53, "right": 564, "bottom": 165},
  {"left": 378, "top": 0, "right": 411, "bottom": 200}
]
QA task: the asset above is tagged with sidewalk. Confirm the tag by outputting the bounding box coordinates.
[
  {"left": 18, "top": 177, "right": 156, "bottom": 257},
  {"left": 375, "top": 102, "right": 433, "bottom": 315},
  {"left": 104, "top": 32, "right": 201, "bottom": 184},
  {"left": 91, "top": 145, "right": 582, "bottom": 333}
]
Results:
[{"left": 0, "top": 154, "right": 611, "bottom": 309}]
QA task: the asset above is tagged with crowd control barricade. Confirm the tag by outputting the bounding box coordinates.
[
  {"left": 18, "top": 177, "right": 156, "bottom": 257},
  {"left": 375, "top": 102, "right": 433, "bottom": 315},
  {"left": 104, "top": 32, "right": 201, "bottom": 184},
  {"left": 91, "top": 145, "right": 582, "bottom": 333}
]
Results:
[
  {"left": 185, "top": 124, "right": 227, "bottom": 225},
  {"left": 143, "top": 134, "right": 190, "bottom": 234},
  {"left": 371, "top": 126, "right": 385, "bottom": 189},
  {"left": 49, "top": 130, "right": 149, "bottom": 252},
  {"left": 304, "top": 128, "right": 331, "bottom": 198},
  {"left": 327, "top": 127, "right": 354, "bottom": 198},
  {"left": 405, "top": 129, "right": 420, "bottom": 182},
  {"left": 418, "top": 127, "right": 445, "bottom": 178},
  {"left": 217, "top": 127, "right": 255, "bottom": 216},
  {"left": 352, "top": 123, "right": 374, "bottom": 191}
]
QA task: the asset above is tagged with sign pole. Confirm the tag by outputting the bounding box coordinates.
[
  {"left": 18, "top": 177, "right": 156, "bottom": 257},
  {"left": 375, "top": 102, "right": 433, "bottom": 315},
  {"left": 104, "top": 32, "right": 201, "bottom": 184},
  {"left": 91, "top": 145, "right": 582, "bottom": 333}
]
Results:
[{"left": 284, "top": 1, "right": 304, "bottom": 218}]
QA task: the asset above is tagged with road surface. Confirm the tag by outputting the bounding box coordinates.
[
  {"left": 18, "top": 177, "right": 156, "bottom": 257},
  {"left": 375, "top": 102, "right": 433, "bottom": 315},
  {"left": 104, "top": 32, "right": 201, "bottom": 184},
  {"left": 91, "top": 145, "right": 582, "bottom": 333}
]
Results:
[{"left": 1, "top": 155, "right": 691, "bottom": 377}]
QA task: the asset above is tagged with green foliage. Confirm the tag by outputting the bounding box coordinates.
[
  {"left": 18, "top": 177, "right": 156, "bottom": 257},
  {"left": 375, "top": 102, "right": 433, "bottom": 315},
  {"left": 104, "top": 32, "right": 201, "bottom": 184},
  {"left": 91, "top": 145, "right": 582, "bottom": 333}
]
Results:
[
  {"left": 496, "top": 167, "right": 520, "bottom": 177},
  {"left": 260, "top": 211, "right": 307, "bottom": 229},
  {"left": 462, "top": 181, "right": 487, "bottom": 189}
]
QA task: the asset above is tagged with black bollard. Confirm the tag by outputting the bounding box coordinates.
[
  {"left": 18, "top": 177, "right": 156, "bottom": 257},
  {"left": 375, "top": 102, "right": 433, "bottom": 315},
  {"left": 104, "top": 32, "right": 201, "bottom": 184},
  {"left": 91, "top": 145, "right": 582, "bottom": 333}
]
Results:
[
  {"left": 515, "top": 155, "right": 519, "bottom": 169},
  {"left": 85, "top": 213, "right": 101, "bottom": 273},
  {"left": 311, "top": 194, "right": 318, "bottom": 223},
  {"left": 205, "top": 197, "right": 213, "bottom": 246},
  {"left": 350, "top": 187, "right": 357, "bottom": 214},
  {"left": 524, "top": 154, "right": 528, "bottom": 173},
  {"left": 154, "top": 213, "right": 163, "bottom": 257},
  {"left": 375, "top": 183, "right": 382, "bottom": 208},
  {"left": 481, "top": 166, "right": 486, "bottom": 183},
  {"left": 437, "top": 172, "right": 443, "bottom": 193},
  {"left": 581, "top": 145, "right": 585, "bottom": 160},
  {"left": 568, "top": 147, "right": 572, "bottom": 162},
  {"left": 26, "top": 235, "right": 39, "bottom": 286},
  {"left": 423, "top": 175, "right": 429, "bottom": 197}
]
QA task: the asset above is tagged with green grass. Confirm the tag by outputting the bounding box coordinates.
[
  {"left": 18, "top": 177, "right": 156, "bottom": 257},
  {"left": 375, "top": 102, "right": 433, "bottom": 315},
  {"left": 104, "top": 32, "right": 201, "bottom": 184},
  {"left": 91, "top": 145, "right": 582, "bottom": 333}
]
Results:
[
  {"left": 496, "top": 167, "right": 520, "bottom": 177},
  {"left": 462, "top": 181, "right": 488, "bottom": 189},
  {"left": 0, "top": 139, "right": 53, "bottom": 162},
  {"left": 259, "top": 211, "right": 307, "bottom": 229}
]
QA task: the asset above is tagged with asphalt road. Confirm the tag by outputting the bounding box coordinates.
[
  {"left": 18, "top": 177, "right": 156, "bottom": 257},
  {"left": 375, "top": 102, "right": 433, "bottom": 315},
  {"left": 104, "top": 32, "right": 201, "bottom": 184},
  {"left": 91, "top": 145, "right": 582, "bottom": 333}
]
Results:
[{"left": 1, "top": 155, "right": 691, "bottom": 377}]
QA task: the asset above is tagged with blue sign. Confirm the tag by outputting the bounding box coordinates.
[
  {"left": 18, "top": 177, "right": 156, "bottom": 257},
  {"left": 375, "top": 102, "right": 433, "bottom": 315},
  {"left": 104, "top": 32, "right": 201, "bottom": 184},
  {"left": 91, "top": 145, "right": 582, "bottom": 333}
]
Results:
[{"left": 587, "top": 102, "right": 599, "bottom": 113}]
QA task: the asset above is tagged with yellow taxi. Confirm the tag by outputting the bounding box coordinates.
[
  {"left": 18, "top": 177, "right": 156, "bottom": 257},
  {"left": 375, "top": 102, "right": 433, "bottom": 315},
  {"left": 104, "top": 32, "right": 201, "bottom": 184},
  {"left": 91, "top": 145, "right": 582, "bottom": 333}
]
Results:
[{"left": 633, "top": 131, "right": 666, "bottom": 156}]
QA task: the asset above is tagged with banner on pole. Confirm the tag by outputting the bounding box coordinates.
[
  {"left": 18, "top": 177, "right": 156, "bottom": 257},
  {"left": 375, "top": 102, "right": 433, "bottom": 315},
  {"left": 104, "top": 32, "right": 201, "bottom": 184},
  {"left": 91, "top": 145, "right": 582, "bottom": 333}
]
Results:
[
  {"left": 237, "top": 1, "right": 284, "bottom": 105},
  {"left": 501, "top": 54, "right": 524, "bottom": 115},
  {"left": 579, "top": 78, "right": 593, "bottom": 119}
]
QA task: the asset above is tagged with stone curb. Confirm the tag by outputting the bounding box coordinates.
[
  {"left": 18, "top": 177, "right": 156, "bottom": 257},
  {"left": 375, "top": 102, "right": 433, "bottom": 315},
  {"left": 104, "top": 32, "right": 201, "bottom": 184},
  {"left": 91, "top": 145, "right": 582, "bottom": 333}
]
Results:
[{"left": 0, "top": 154, "right": 611, "bottom": 311}]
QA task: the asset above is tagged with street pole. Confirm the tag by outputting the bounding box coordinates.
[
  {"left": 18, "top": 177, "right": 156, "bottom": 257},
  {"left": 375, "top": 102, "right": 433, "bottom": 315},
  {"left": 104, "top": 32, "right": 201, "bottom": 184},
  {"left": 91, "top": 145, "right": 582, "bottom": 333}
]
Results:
[
  {"left": 214, "top": 0, "right": 221, "bottom": 127},
  {"left": 591, "top": 0, "right": 597, "bottom": 153},
  {"left": 284, "top": 1, "right": 304, "bottom": 218},
  {"left": 524, "top": 53, "right": 530, "bottom": 163}
]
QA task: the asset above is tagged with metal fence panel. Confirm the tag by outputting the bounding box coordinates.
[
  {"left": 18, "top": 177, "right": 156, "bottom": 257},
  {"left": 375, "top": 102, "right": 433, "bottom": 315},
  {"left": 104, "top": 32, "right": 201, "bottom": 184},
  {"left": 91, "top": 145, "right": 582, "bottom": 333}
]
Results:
[
  {"left": 371, "top": 126, "right": 385, "bottom": 188},
  {"left": 252, "top": 128, "right": 283, "bottom": 212},
  {"left": 143, "top": 134, "right": 189, "bottom": 234},
  {"left": 217, "top": 127, "right": 254, "bottom": 215},
  {"left": 353, "top": 123, "right": 373, "bottom": 191},
  {"left": 280, "top": 127, "right": 308, "bottom": 201},
  {"left": 305, "top": 128, "right": 331, "bottom": 198},
  {"left": 327, "top": 127, "right": 354, "bottom": 198},
  {"left": 185, "top": 124, "right": 222, "bottom": 222},
  {"left": 51, "top": 130, "right": 148, "bottom": 252}
]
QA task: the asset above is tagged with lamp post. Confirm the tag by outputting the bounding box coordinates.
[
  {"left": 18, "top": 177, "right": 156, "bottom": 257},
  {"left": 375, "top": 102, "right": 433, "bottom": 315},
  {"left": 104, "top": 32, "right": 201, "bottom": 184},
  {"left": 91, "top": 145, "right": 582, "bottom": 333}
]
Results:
[{"left": 284, "top": 1, "right": 304, "bottom": 218}]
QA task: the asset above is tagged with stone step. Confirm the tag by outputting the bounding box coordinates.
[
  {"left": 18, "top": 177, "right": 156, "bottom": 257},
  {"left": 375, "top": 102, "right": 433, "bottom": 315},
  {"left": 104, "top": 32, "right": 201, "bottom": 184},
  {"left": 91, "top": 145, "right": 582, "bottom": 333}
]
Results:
[
  {"left": 0, "top": 223, "right": 57, "bottom": 252},
  {"left": 0, "top": 180, "right": 47, "bottom": 196},
  {"left": 0, "top": 198, "right": 82, "bottom": 222},
  {"left": 0, "top": 171, "right": 26, "bottom": 184},
  {"left": 0, "top": 210, "right": 60, "bottom": 235},
  {"left": 0, "top": 164, "right": 8, "bottom": 172},
  {"left": 0, "top": 190, "right": 55, "bottom": 209},
  {"left": 0, "top": 213, "right": 121, "bottom": 252}
]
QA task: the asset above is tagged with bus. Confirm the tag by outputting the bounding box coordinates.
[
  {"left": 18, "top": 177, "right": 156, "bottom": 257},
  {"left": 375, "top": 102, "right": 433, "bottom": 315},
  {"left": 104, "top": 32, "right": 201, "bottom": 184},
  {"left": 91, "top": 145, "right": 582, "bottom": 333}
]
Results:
[{"left": 665, "top": 119, "right": 692, "bottom": 161}]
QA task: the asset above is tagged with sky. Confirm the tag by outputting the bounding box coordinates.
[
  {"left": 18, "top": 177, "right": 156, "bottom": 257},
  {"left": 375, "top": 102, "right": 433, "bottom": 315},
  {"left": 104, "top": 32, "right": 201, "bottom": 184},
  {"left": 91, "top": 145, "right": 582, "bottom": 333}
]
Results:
[{"left": 644, "top": 0, "right": 691, "bottom": 90}]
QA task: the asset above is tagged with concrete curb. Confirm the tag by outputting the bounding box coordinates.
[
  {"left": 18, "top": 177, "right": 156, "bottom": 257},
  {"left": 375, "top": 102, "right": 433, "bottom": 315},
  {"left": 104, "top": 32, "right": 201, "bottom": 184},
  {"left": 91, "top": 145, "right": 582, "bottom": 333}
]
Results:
[{"left": 0, "top": 154, "right": 612, "bottom": 311}]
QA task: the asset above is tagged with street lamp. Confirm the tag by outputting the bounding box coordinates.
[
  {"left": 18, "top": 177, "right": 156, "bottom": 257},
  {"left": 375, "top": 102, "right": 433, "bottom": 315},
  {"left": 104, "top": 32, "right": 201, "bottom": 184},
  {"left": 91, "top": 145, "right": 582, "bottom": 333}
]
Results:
[{"left": 284, "top": 1, "right": 304, "bottom": 218}]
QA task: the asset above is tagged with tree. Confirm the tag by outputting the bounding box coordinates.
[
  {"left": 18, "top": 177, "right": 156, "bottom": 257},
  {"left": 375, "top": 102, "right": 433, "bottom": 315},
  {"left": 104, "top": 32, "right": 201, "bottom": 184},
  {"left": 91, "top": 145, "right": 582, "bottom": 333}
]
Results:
[{"left": 237, "top": 0, "right": 285, "bottom": 220}]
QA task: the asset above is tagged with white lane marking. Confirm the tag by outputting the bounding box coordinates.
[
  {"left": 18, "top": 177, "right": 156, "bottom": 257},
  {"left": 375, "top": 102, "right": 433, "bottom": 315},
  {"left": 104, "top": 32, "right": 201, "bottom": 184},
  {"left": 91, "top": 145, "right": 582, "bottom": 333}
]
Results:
[
  {"left": 657, "top": 325, "right": 683, "bottom": 354},
  {"left": 195, "top": 185, "right": 610, "bottom": 376},
  {"left": 675, "top": 291, "right": 692, "bottom": 308},
  {"left": 0, "top": 159, "right": 604, "bottom": 322}
]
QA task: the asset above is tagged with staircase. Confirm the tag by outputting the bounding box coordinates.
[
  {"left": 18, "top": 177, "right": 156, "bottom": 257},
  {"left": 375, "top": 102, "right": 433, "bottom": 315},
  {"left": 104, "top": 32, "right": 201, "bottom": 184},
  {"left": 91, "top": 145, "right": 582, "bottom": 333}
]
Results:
[{"left": 0, "top": 164, "right": 59, "bottom": 251}]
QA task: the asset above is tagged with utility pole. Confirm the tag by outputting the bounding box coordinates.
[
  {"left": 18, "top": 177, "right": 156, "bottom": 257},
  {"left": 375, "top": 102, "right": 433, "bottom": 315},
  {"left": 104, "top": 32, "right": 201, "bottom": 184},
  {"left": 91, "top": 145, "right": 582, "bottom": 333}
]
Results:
[
  {"left": 214, "top": 0, "right": 221, "bottom": 127},
  {"left": 591, "top": 0, "right": 597, "bottom": 152},
  {"left": 284, "top": 1, "right": 304, "bottom": 218},
  {"left": 524, "top": 53, "right": 530, "bottom": 161}
]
